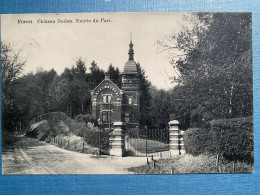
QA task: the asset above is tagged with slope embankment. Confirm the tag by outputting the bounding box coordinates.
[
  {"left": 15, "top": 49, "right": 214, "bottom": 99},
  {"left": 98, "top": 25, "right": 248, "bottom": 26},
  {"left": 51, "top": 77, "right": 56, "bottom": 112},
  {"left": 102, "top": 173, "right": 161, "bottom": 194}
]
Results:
[{"left": 26, "top": 112, "right": 100, "bottom": 154}]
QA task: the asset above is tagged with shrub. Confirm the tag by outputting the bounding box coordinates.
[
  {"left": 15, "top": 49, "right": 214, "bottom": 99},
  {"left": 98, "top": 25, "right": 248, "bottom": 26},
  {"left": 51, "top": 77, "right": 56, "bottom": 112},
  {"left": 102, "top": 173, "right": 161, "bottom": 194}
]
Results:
[
  {"left": 75, "top": 114, "right": 95, "bottom": 124},
  {"left": 183, "top": 128, "right": 210, "bottom": 156},
  {"left": 83, "top": 128, "right": 110, "bottom": 151},
  {"left": 209, "top": 117, "right": 253, "bottom": 162},
  {"left": 183, "top": 117, "right": 253, "bottom": 163},
  {"left": 27, "top": 112, "right": 110, "bottom": 153}
]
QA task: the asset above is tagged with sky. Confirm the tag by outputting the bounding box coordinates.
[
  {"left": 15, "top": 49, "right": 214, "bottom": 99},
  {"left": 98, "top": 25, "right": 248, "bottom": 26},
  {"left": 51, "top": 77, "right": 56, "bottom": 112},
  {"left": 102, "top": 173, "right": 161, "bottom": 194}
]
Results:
[{"left": 1, "top": 12, "right": 191, "bottom": 89}]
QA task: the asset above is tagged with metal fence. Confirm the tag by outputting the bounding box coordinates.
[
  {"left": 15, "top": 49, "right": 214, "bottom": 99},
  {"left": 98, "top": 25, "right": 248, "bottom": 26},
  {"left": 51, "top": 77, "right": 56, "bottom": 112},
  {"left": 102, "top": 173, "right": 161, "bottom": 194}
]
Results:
[{"left": 125, "top": 127, "right": 170, "bottom": 157}]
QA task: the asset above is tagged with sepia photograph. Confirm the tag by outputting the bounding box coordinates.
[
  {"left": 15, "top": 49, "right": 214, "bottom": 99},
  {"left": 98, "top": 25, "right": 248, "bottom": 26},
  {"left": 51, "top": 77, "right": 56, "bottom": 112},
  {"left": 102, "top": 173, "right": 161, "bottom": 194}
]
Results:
[{"left": 1, "top": 12, "right": 253, "bottom": 175}]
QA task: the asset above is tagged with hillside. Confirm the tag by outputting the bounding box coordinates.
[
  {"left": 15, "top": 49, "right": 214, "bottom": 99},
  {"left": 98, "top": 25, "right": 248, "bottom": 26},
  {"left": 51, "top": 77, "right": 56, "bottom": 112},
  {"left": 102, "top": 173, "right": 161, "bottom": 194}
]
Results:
[{"left": 26, "top": 112, "right": 101, "bottom": 154}]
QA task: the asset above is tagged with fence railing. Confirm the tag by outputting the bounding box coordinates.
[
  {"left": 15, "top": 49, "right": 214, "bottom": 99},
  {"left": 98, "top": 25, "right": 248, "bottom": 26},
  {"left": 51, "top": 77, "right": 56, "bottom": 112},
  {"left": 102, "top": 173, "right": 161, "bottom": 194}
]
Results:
[{"left": 125, "top": 127, "right": 170, "bottom": 156}]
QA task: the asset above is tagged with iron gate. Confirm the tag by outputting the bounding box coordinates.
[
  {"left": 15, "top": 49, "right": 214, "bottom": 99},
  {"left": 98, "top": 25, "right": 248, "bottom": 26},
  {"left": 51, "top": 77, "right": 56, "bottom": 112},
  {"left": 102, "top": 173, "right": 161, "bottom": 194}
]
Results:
[{"left": 125, "top": 127, "right": 170, "bottom": 156}]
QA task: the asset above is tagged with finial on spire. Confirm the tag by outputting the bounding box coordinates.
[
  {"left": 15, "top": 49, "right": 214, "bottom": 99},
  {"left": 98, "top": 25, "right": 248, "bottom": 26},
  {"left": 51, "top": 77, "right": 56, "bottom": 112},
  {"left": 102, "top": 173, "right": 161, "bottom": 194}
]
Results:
[{"left": 128, "top": 34, "right": 134, "bottom": 60}]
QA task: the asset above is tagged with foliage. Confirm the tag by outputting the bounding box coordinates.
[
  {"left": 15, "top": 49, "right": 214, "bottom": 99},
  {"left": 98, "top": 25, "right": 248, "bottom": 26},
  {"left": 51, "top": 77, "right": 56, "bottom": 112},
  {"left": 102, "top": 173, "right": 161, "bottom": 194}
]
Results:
[
  {"left": 88, "top": 60, "right": 105, "bottom": 88},
  {"left": 12, "top": 69, "right": 58, "bottom": 128},
  {"left": 158, "top": 13, "right": 253, "bottom": 128},
  {"left": 60, "top": 58, "right": 91, "bottom": 117},
  {"left": 83, "top": 128, "right": 110, "bottom": 151},
  {"left": 106, "top": 64, "right": 121, "bottom": 86},
  {"left": 150, "top": 88, "right": 171, "bottom": 128},
  {"left": 209, "top": 117, "right": 253, "bottom": 162},
  {"left": 183, "top": 128, "right": 210, "bottom": 156},
  {"left": 1, "top": 42, "right": 25, "bottom": 94},
  {"left": 54, "top": 134, "right": 100, "bottom": 155},
  {"left": 1, "top": 42, "right": 26, "bottom": 132},
  {"left": 136, "top": 63, "right": 152, "bottom": 128},
  {"left": 183, "top": 117, "right": 253, "bottom": 162},
  {"left": 26, "top": 111, "right": 109, "bottom": 153},
  {"left": 3, "top": 56, "right": 104, "bottom": 132},
  {"left": 128, "top": 154, "right": 254, "bottom": 174},
  {"left": 75, "top": 114, "right": 95, "bottom": 124}
]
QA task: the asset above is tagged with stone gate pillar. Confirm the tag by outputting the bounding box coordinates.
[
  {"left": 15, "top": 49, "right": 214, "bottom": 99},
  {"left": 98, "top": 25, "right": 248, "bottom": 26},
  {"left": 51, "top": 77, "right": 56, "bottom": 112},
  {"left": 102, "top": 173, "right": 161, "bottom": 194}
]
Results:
[
  {"left": 109, "top": 122, "right": 125, "bottom": 157},
  {"left": 168, "top": 120, "right": 185, "bottom": 155}
]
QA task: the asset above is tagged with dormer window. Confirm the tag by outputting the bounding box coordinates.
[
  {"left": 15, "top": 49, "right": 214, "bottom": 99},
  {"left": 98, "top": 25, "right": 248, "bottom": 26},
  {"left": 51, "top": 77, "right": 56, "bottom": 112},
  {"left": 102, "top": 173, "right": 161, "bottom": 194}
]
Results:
[{"left": 102, "top": 95, "right": 111, "bottom": 104}]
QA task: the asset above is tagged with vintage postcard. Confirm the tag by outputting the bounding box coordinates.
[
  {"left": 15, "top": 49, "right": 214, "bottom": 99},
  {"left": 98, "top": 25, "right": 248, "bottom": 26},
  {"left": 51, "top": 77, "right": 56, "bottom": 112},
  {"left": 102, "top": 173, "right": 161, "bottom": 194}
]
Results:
[{"left": 1, "top": 12, "right": 253, "bottom": 174}]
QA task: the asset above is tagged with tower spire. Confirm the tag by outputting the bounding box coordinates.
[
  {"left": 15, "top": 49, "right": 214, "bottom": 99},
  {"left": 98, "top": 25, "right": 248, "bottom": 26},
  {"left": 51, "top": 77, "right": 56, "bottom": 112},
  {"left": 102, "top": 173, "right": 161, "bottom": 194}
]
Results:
[{"left": 128, "top": 33, "right": 134, "bottom": 60}]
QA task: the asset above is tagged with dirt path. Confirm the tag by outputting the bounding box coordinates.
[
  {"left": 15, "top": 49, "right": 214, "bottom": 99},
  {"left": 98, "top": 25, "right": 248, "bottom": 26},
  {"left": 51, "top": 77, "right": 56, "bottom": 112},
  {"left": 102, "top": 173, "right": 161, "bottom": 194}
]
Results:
[{"left": 2, "top": 136, "right": 147, "bottom": 175}]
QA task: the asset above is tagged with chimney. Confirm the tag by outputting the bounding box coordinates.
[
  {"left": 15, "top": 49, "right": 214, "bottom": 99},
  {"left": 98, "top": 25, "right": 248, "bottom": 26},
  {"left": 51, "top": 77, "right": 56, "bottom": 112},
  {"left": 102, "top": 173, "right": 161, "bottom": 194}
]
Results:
[{"left": 105, "top": 73, "right": 110, "bottom": 79}]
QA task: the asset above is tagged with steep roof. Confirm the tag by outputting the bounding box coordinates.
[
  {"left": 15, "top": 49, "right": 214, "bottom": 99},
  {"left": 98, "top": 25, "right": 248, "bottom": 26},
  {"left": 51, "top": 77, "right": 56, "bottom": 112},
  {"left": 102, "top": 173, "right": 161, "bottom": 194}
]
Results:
[
  {"left": 123, "top": 60, "right": 138, "bottom": 74},
  {"left": 91, "top": 77, "right": 123, "bottom": 95}
]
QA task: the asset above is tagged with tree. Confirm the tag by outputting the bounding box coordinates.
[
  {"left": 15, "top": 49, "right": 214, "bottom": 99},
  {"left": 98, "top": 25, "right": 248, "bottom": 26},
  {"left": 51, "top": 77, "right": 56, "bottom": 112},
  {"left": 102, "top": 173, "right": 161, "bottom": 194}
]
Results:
[
  {"left": 88, "top": 60, "right": 105, "bottom": 88},
  {"left": 136, "top": 63, "right": 152, "bottom": 128},
  {"left": 73, "top": 59, "right": 90, "bottom": 114},
  {"left": 12, "top": 69, "right": 58, "bottom": 128},
  {"left": 106, "top": 64, "right": 121, "bottom": 86},
  {"left": 35, "top": 68, "right": 57, "bottom": 112},
  {"left": 1, "top": 42, "right": 26, "bottom": 132},
  {"left": 60, "top": 58, "right": 91, "bottom": 116},
  {"left": 49, "top": 75, "right": 69, "bottom": 109},
  {"left": 150, "top": 88, "right": 171, "bottom": 128},
  {"left": 1, "top": 42, "right": 26, "bottom": 95},
  {"left": 159, "top": 13, "right": 252, "bottom": 127}
]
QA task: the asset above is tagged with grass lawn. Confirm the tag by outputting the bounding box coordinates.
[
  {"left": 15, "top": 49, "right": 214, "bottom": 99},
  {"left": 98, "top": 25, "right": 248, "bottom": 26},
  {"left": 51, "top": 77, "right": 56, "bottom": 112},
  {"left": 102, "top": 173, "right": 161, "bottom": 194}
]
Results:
[
  {"left": 128, "top": 154, "right": 254, "bottom": 174},
  {"left": 129, "top": 138, "right": 170, "bottom": 154}
]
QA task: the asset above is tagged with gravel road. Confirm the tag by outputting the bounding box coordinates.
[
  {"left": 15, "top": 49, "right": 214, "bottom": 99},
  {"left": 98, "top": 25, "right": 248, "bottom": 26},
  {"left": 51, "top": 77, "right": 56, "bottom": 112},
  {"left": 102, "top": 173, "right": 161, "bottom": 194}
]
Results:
[{"left": 2, "top": 136, "right": 147, "bottom": 175}]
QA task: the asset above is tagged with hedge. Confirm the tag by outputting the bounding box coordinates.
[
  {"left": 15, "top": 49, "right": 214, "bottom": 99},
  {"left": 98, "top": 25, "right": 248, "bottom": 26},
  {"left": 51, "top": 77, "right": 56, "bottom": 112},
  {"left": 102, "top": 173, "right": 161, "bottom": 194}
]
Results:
[
  {"left": 183, "top": 117, "right": 253, "bottom": 162},
  {"left": 209, "top": 117, "right": 253, "bottom": 162},
  {"left": 183, "top": 128, "right": 210, "bottom": 156}
]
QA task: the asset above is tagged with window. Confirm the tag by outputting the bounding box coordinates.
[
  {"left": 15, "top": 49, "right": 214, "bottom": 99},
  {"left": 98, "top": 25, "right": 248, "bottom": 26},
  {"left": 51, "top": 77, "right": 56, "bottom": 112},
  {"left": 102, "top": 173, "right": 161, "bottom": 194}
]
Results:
[
  {"left": 102, "top": 111, "right": 108, "bottom": 123},
  {"left": 128, "top": 97, "right": 132, "bottom": 105},
  {"left": 125, "top": 113, "right": 129, "bottom": 123},
  {"left": 102, "top": 96, "right": 107, "bottom": 103},
  {"left": 102, "top": 111, "right": 110, "bottom": 123},
  {"left": 108, "top": 95, "right": 111, "bottom": 103},
  {"left": 102, "top": 95, "right": 112, "bottom": 104}
]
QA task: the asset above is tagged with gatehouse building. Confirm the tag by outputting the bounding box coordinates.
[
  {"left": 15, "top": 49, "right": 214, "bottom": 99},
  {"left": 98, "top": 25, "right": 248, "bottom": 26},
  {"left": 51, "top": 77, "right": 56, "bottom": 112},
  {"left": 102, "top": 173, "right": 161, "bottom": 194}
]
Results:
[{"left": 90, "top": 40, "right": 140, "bottom": 127}]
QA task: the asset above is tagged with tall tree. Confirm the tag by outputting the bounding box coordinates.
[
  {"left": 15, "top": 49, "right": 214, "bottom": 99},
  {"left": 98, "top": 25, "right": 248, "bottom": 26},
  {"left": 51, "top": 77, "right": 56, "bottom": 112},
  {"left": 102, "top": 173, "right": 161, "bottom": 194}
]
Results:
[
  {"left": 60, "top": 58, "right": 91, "bottom": 116},
  {"left": 106, "top": 64, "right": 121, "bottom": 86},
  {"left": 1, "top": 42, "right": 26, "bottom": 95},
  {"left": 136, "top": 63, "right": 152, "bottom": 128},
  {"left": 12, "top": 69, "right": 58, "bottom": 128},
  {"left": 49, "top": 74, "right": 69, "bottom": 111},
  {"left": 1, "top": 42, "right": 26, "bottom": 132},
  {"left": 88, "top": 60, "right": 105, "bottom": 89},
  {"left": 159, "top": 13, "right": 252, "bottom": 126},
  {"left": 150, "top": 88, "right": 171, "bottom": 128}
]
